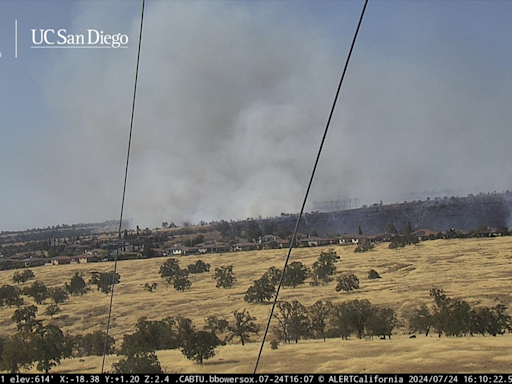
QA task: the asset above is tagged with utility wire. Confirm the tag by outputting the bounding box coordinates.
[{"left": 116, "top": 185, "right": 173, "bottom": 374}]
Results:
[
  {"left": 101, "top": 0, "right": 146, "bottom": 373},
  {"left": 253, "top": 0, "right": 369, "bottom": 374}
]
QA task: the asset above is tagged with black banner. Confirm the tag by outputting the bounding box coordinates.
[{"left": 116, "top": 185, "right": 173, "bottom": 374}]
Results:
[{"left": 2, "top": 374, "right": 512, "bottom": 384}]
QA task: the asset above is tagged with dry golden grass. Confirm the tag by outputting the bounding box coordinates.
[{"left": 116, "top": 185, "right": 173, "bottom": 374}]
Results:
[{"left": 1, "top": 236, "right": 511, "bottom": 373}]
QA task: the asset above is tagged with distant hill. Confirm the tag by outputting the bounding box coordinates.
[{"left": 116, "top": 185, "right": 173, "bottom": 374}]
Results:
[{"left": 273, "top": 192, "right": 512, "bottom": 236}]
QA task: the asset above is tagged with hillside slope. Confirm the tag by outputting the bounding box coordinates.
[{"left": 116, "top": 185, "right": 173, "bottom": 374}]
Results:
[{"left": 275, "top": 192, "right": 512, "bottom": 235}]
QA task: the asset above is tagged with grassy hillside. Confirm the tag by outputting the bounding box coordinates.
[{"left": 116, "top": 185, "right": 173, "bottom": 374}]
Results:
[{"left": 1, "top": 236, "right": 511, "bottom": 373}]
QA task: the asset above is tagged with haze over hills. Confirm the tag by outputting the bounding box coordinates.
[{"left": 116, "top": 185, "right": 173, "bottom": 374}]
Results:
[
  {"left": 2, "top": 191, "right": 511, "bottom": 239},
  {"left": 288, "top": 191, "right": 512, "bottom": 236}
]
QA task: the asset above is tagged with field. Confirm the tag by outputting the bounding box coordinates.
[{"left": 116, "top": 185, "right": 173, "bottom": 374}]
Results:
[{"left": 1, "top": 236, "right": 511, "bottom": 373}]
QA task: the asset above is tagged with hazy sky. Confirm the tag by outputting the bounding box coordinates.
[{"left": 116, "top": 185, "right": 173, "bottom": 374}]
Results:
[{"left": 1, "top": 1, "right": 512, "bottom": 232}]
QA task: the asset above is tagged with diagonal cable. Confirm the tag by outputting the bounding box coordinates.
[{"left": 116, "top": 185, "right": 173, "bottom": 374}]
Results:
[
  {"left": 101, "top": 0, "right": 146, "bottom": 373},
  {"left": 253, "top": 0, "right": 369, "bottom": 374}
]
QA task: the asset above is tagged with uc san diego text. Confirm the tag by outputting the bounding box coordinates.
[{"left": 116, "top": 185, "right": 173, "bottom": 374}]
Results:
[{"left": 31, "top": 29, "right": 128, "bottom": 48}]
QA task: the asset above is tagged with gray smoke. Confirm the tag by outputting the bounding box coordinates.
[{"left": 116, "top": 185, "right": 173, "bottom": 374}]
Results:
[{"left": 31, "top": 1, "right": 512, "bottom": 228}]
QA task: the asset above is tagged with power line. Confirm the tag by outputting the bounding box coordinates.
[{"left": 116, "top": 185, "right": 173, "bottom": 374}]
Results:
[
  {"left": 101, "top": 0, "right": 146, "bottom": 373},
  {"left": 253, "top": 0, "right": 369, "bottom": 374}
]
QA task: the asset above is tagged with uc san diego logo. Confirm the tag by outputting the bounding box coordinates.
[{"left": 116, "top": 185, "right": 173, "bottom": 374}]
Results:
[{"left": 31, "top": 29, "right": 129, "bottom": 49}]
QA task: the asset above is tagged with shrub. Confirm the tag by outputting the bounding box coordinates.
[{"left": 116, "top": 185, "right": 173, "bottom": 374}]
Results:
[
  {"left": 354, "top": 240, "right": 374, "bottom": 253},
  {"left": 144, "top": 282, "right": 158, "bottom": 293},
  {"left": 368, "top": 269, "right": 381, "bottom": 279},
  {"left": 43, "top": 304, "right": 61, "bottom": 318}
]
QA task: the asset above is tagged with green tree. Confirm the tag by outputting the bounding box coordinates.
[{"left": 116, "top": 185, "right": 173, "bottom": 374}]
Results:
[
  {"left": 330, "top": 299, "right": 373, "bottom": 339},
  {"left": 212, "top": 266, "right": 236, "bottom": 288},
  {"left": 262, "top": 220, "right": 277, "bottom": 236},
  {"left": 429, "top": 288, "right": 472, "bottom": 337},
  {"left": 0, "top": 333, "right": 33, "bottom": 373},
  {"left": 308, "top": 300, "right": 332, "bottom": 341},
  {"left": 0, "top": 285, "right": 24, "bottom": 308},
  {"left": 409, "top": 304, "right": 434, "bottom": 336},
  {"left": 204, "top": 316, "right": 230, "bottom": 345},
  {"left": 43, "top": 304, "right": 61, "bottom": 319},
  {"left": 385, "top": 222, "right": 397, "bottom": 234},
  {"left": 404, "top": 221, "right": 413, "bottom": 235},
  {"left": 65, "top": 272, "right": 89, "bottom": 296},
  {"left": 366, "top": 307, "right": 400, "bottom": 339},
  {"left": 111, "top": 352, "right": 163, "bottom": 374},
  {"left": 142, "top": 238, "right": 154, "bottom": 258},
  {"left": 176, "top": 317, "right": 220, "bottom": 364},
  {"left": 172, "top": 269, "right": 191, "bottom": 292},
  {"left": 48, "top": 286, "right": 69, "bottom": 305},
  {"left": 227, "top": 309, "right": 260, "bottom": 346},
  {"left": 310, "top": 250, "right": 340, "bottom": 286},
  {"left": 79, "top": 330, "right": 115, "bottom": 356},
  {"left": 187, "top": 260, "right": 210, "bottom": 274},
  {"left": 216, "top": 220, "right": 232, "bottom": 238},
  {"left": 12, "top": 305, "right": 40, "bottom": 332},
  {"left": 12, "top": 270, "right": 35, "bottom": 285},
  {"left": 30, "top": 324, "right": 71, "bottom": 373},
  {"left": 244, "top": 220, "right": 262, "bottom": 241},
  {"left": 273, "top": 300, "right": 310, "bottom": 344},
  {"left": 486, "top": 303, "right": 512, "bottom": 336},
  {"left": 90, "top": 271, "right": 121, "bottom": 295},
  {"left": 121, "top": 317, "right": 177, "bottom": 356},
  {"left": 23, "top": 281, "right": 49, "bottom": 305},
  {"left": 244, "top": 276, "right": 276, "bottom": 303},
  {"left": 262, "top": 266, "right": 282, "bottom": 286},
  {"left": 160, "top": 258, "right": 181, "bottom": 287},
  {"left": 282, "top": 262, "right": 310, "bottom": 288},
  {"left": 335, "top": 274, "right": 360, "bottom": 293}
]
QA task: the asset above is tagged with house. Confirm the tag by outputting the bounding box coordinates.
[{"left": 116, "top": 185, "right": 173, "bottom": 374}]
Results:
[
  {"left": 78, "top": 254, "right": 99, "bottom": 264},
  {"left": 473, "top": 227, "right": 500, "bottom": 238},
  {"left": 64, "top": 244, "right": 90, "bottom": 254},
  {"left": 168, "top": 244, "right": 199, "bottom": 256},
  {"left": 262, "top": 238, "right": 290, "bottom": 249},
  {"left": 152, "top": 248, "right": 168, "bottom": 257},
  {"left": 48, "top": 256, "right": 72, "bottom": 266},
  {"left": 230, "top": 241, "right": 257, "bottom": 252},
  {"left": 259, "top": 235, "right": 279, "bottom": 243},
  {"left": 299, "top": 237, "right": 335, "bottom": 247},
  {"left": 373, "top": 233, "right": 393, "bottom": 243},
  {"left": 338, "top": 235, "right": 367, "bottom": 245},
  {"left": 411, "top": 229, "right": 438, "bottom": 241},
  {"left": 196, "top": 242, "right": 229, "bottom": 254},
  {"left": 21, "top": 257, "right": 46, "bottom": 267}
]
